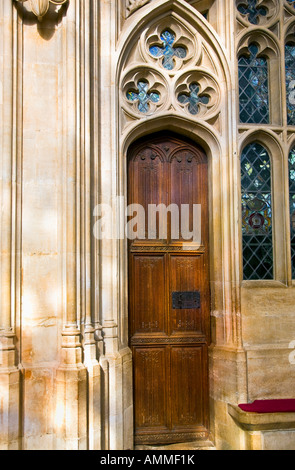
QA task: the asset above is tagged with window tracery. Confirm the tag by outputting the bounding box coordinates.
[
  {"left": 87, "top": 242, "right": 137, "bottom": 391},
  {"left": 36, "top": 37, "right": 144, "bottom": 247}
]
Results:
[
  {"left": 236, "top": 0, "right": 277, "bottom": 26},
  {"left": 122, "top": 69, "right": 167, "bottom": 117},
  {"left": 237, "top": 0, "right": 268, "bottom": 25},
  {"left": 120, "top": 15, "right": 222, "bottom": 128}
]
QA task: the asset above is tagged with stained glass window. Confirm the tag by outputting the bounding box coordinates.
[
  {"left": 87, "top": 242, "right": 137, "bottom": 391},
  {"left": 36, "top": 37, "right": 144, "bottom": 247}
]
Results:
[
  {"left": 237, "top": 0, "right": 268, "bottom": 24},
  {"left": 149, "top": 30, "right": 187, "bottom": 71},
  {"left": 126, "top": 80, "right": 160, "bottom": 113},
  {"left": 289, "top": 147, "right": 295, "bottom": 278},
  {"left": 238, "top": 44, "right": 270, "bottom": 124},
  {"left": 241, "top": 143, "right": 273, "bottom": 280},
  {"left": 177, "top": 83, "right": 209, "bottom": 115},
  {"left": 285, "top": 43, "right": 295, "bottom": 126}
]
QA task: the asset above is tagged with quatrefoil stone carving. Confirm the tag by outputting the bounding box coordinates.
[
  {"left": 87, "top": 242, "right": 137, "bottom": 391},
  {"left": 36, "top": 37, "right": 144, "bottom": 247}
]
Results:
[
  {"left": 177, "top": 83, "right": 209, "bottom": 116},
  {"left": 175, "top": 71, "right": 220, "bottom": 118},
  {"left": 122, "top": 68, "right": 168, "bottom": 117}
]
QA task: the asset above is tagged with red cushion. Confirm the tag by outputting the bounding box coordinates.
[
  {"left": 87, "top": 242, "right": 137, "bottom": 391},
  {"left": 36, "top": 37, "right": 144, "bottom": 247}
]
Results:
[{"left": 238, "top": 399, "right": 295, "bottom": 413}]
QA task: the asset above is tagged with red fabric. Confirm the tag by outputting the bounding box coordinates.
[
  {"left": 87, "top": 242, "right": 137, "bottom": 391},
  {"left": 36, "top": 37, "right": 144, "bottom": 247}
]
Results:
[{"left": 238, "top": 399, "right": 295, "bottom": 413}]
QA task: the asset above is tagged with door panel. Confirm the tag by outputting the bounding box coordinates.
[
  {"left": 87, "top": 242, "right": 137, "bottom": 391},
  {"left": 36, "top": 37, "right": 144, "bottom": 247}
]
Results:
[
  {"left": 131, "top": 255, "right": 166, "bottom": 335},
  {"left": 170, "top": 345, "right": 206, "bottom": 429},
  {"left": 169, "top": 255, "right": 205, "bottom": 335},
  {"left": 134, "top": 347, "right": 169, "bottom": 432},
  {"left": 128, "top": 134, "right": 210, "bottom": 445}
]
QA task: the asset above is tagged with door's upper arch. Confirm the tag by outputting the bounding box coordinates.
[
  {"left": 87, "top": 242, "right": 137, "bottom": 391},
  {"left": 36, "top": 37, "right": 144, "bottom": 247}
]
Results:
[{"left": 121, "top": 114, "right": 222, "bottom": 160}]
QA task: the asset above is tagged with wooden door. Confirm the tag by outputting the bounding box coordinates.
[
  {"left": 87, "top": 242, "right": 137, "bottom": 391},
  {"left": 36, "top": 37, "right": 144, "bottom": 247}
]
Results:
[{"left": 128, "top": 133, "right": 210, "bottom": 446}]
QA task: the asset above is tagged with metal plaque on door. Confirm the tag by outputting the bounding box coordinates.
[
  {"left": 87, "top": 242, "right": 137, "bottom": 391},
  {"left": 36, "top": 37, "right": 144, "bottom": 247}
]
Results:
[{"left": 172, "top": 291, "right": 201, "bottom": 309}]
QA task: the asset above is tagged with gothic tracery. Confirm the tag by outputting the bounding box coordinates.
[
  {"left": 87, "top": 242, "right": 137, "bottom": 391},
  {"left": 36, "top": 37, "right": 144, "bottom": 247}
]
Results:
[
  {"left": 120, "top": 13, "right": 222, "bottom": 130},
  {"left": 237, "top": 0, "right": 295, "bottom": 280}
]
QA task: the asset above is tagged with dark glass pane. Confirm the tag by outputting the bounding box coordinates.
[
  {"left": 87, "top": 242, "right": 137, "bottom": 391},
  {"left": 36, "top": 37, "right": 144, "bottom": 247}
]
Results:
[
  {"left": 289, "top": 147, "right": 295, "bottom": 278},
  {"left": 285, "top": 44, "right": 295, "bottom": 126},
  {"left": 241, "top": 143, "right": 273, "bottom": 280},
  {"left": 238, "top": 44, "right": 270, "bottom": 124}
]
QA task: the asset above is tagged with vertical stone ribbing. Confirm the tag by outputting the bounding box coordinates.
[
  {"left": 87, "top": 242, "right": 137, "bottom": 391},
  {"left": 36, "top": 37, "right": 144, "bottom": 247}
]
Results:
[
  {"left": 0, "top": 1, "right": 21, "bottom": 450},
  {"left": 55, "top": 0, "right": 87, "bottom": 450},
  {"left": 80, "top": 0, "right": 102, "bottom": 450}
]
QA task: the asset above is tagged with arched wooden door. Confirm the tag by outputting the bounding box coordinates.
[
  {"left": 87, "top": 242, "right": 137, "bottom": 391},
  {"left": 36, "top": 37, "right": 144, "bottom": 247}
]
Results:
[{"left": 128, "top": 133, "right": 210, "bottom": 446}]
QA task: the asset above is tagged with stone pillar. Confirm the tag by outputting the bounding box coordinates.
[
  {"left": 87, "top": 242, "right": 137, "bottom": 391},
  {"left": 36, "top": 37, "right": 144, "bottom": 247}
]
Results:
[
  {"left": 55, "top": 0, "right": 88, "bottom": 450},
  {"left": 80, "top": 0, "right": 102, "bottom": 450},
  {"left": 97, "top": 0, "right": 133, "bottom": 450},
  {"left": 0, "top": 1, "right": 21, "bottom": 450}
]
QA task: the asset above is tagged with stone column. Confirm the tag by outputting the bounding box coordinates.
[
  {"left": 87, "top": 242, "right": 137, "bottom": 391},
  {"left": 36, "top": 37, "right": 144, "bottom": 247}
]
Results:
[
  {"left": 55, "top": 0, "right": 88, "bottom": 450},
  {"left": 79, "top": 0, "right": 102, "bottom": 450},
  {"left": 0, "top": 1, "right": 21, "bottom": 450},
  {"left": 97, "top": 0, "right": 133, "bottom": 450}
]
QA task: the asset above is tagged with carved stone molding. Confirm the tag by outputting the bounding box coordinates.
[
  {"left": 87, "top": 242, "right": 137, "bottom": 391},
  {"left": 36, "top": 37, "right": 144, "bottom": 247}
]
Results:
[
  {"left": 15, "top": 0, "right": 68, "bottom": 21},
  {"left": 126, "top": 0, "right": 151, "bottom": 17}
]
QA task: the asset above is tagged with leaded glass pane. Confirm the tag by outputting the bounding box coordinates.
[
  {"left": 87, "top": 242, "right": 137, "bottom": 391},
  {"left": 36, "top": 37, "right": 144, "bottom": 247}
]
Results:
[
  {"left": 289, "top": 147, "right": 295, "bottom": 278},
  {"left": 126, "top": 80, "right": 160, "bottom": 114},
  {"left": 241, "top": 143, "right": 273, "bottom": 280},
  {"left": 149, "top": 30, "right": 187, "bottom": 71},
  {"left": 237, "top": 0, "right": 268, "bottom": 24},
  {"left": 285, "top": 44, "right": 295, "bottom": 126},
  {"left": 177, "top": 83, "right": 209, "bottom": 115},
  {"left": 239, "top": 44, "right": 270, "bottom": 124}
]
